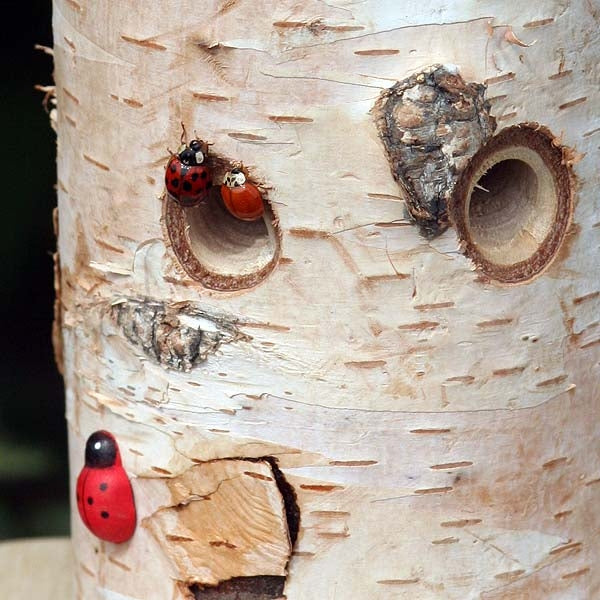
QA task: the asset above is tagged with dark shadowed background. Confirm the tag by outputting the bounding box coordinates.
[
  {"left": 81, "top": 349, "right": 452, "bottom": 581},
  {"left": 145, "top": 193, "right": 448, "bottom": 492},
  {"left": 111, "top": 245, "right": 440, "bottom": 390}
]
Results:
[{"left": 0, "top": 0, "right": 69, "bottom": 538}]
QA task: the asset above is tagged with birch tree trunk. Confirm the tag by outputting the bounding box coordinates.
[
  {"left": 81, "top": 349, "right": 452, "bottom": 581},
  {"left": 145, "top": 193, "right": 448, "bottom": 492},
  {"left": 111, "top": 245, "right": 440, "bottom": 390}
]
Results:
[{"left": 53, "top": 1, "right": 599, "bottom": 598}]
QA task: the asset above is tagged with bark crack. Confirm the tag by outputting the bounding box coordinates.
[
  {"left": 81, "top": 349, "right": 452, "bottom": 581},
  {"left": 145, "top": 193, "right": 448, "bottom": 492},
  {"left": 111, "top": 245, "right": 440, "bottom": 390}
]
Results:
[{"left": 294, "top": 17, "right": 493, "bottom": 50}]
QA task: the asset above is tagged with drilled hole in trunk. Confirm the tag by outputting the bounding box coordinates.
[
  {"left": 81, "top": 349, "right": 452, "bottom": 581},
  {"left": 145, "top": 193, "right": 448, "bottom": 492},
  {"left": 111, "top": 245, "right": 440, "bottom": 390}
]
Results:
[
  {"left": 450, "top": 124, "right": 574, "bottom": 283},
  {"left": 165, "top": 167, "right": 280, "bottom": 291},
  {"left": 469, "top": 159, "right": 551, "bottom": 265}
]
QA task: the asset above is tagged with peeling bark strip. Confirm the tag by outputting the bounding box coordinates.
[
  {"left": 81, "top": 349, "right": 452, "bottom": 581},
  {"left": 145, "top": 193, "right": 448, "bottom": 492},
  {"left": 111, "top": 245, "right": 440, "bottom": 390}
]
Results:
[
  {"left": 112, "top": 298, "right": 244, "bottom": 371},
  {"left": 51, "top": 208, "right": 64, "bottom": 374},
  {"left": 190, "top": 575, "right": 285, "bottom": 599},
  {"left": 374, "top": 65, "right": 496, "bottom": 237}
]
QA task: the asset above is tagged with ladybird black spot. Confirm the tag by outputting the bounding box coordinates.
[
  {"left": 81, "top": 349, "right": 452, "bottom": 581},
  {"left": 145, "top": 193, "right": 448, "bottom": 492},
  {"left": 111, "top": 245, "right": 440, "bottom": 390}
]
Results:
[
  {"left": 171, "top": 178, "right": 179, "bottom": 188},
  {"left": 183, "top": 181, "right": 192, "bottom": 192},
  {"left": 87, "top": 496, "right": 94, "bottom": 505},
  {"left": 101, "top": 511, "right": 110, "bottom": 519},
  {"left": 99, "top": 482, "right": 108, "bottom": 492},
  {"left": 170, "top": 163, "right": 177, "bottom": 173},
  {"left": 191, "top": 172, "right": 199, "bottom": 181},
  {"left": 200, "top": 171, "right": 207, "bottom": 179}
]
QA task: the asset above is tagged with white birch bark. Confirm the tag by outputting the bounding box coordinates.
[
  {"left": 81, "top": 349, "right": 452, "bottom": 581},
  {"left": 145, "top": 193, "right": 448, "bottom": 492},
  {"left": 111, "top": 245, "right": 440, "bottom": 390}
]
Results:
[{"left": 52, "top": 0, "right": 599, "bottom": 598}]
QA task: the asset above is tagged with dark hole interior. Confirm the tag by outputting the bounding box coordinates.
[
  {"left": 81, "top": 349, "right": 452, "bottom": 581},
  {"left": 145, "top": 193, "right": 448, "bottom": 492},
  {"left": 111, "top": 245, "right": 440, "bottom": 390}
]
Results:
[
  {"left": 468, "top": 159, "right": 546, "bottom": 263},
  {"left": 181, "top": 189, "right": 278, "bottom": 281},
  {"left": 190, "top": 575, "right": 285, "bottom": 599}
]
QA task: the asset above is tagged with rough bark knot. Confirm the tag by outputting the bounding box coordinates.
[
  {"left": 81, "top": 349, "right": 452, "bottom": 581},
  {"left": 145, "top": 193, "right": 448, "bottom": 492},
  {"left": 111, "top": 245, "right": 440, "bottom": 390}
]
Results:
[
  {"left": 374, "top": 64, "right": 496, "bottom": 237},
  {"left": 111, "top": 298, "right": 245, "bottom": 371}
]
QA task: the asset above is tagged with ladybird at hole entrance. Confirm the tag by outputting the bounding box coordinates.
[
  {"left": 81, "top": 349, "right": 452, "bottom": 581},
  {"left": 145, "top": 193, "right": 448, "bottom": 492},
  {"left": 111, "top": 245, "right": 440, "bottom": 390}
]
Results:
[
  {"left": 76, "top": 430, "right": 136, "bottom": 544},
  {"left": 220, "top": 168, "right": 265, "bottom": 221},
  {"left": 165, "top": 135, "right": 213, "bottom": 207}
]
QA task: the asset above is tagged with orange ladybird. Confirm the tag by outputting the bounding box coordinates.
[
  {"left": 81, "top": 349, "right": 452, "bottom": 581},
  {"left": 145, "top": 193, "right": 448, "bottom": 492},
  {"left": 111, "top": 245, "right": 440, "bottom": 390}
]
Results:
[{"left": 220, "top": 168, "right": 264, "bottom": 221}]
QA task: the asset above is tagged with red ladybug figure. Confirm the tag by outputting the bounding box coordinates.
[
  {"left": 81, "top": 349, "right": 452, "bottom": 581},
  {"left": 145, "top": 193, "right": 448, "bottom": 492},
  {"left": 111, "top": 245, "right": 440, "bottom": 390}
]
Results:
[
  {"left": 165, "top": 138, "right": 213, "bottom": 207},
  {"left": 76, "top": 431, "right": 136, "bottom": 544},
  {"left": 220, "top": 168, "right": 264, "bottom": 221}
]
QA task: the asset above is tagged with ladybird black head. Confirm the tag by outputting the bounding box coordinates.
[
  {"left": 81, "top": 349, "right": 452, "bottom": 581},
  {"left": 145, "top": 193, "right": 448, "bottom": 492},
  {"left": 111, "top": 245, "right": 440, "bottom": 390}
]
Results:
[
  {"left": 85, "top": 430, "right": 118, "bottom": 468},
  {"left": 189, "top": 140, "right": 206, "bottom": 165},
  {"left": 189, "top": 140, "right": 202, "bottom": 153},
  {"left": 178, "top": 147, "right": 196, "bottom": 166}
]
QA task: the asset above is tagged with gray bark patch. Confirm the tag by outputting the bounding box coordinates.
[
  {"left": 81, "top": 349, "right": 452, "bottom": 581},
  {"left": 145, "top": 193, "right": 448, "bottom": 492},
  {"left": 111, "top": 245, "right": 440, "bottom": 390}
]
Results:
[
  {"left": 111, "top": 299, "right": 245, "bottom": 371},
  {"left": 374, "top": 64, "right": 496, "bottom": 237}
]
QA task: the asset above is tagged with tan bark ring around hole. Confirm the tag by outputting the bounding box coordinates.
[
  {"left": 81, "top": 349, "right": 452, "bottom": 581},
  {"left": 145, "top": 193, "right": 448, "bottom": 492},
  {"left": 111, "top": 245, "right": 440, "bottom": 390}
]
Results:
[
  {"left": 450, "top": 124, "right": 574, "bottom": 284},
  {"left": 164, "top": 187, "right": 281, "bottom": 292}
]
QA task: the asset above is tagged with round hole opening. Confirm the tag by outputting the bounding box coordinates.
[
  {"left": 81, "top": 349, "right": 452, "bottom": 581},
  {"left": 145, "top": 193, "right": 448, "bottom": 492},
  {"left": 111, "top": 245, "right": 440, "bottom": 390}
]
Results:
[
  {"left": 468, "top": 159, "right": 553, "bottom": 265},
  {"left": 450, "top": 125, "right": 573, "bottom": 283},
  {"left": 165, "top": 187, "right": 280, "bottom": 291}
]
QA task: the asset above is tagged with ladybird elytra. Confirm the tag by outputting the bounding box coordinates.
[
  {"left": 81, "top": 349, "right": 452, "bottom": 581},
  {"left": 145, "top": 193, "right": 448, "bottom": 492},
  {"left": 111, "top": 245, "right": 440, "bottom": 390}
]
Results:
[
  {"left": 165, "top": 137, "right": 213, "bottom": 207},
  {"left": 220, "top": 168, "right": 265, "bottom": 221}
]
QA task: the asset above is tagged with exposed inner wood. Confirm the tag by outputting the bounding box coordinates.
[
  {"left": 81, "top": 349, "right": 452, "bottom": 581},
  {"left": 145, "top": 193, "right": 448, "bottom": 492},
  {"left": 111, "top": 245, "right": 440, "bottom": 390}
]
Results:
[
  {"left": 186, "top": 194, "right": 276, "bottom": 277},
  {"left": 142, "top": 459, "right": 294, "bottom": 587},
  {"left": 468, "top": 155, "right": 555, "bottom": 265}
]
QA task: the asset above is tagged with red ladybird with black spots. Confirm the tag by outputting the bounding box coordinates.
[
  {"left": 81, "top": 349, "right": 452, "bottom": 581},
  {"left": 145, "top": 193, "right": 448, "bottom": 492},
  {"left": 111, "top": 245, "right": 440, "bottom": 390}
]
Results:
[
  {"left": 165, "top": 138, "right": 213, "bottom": 207},
  {"left": 76, "top": 430, "right": 136, "bottom": 544}
]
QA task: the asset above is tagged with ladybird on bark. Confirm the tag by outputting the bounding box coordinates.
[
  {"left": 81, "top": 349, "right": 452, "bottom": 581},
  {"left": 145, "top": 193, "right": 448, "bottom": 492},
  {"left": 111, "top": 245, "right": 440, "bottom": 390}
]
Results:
[
  {"left": 220, "top": 168, "right": 264, "bottom": 221},
  {"left": 76, "top": 431, "right": 136, "bottom": 544},
  {"left": 165, "top": 137, "right": 213, "bottom": 207}
]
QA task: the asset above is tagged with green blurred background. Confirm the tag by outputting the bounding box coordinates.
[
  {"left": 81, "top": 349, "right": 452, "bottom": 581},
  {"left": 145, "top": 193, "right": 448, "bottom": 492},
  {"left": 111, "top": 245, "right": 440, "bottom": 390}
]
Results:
[{"left": 0, "top": 0, "right": 70, "bottom": 539}]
